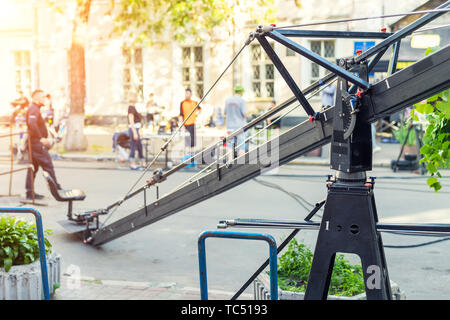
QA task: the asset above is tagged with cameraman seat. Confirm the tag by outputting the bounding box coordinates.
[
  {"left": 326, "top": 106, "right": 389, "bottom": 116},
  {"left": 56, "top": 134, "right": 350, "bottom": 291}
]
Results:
[{"left": 43, "top": 171, "right": 86, "bottom": 219}]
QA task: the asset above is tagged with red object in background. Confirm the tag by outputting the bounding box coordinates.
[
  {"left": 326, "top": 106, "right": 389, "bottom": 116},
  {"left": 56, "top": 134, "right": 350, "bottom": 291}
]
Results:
[
  {"left": 356, "top": 49, "right": 362, "bottom": 55},
  {"left": 381, "top": 27, "right": 387, "bottom": 33},
  {"left": 356, "top": 88, "right": 364, "bottom": 98}
]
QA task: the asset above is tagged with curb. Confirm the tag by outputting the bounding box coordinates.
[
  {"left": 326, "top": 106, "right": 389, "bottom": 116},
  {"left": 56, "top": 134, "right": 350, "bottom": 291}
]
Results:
[{"left": 55, "top": 275, "right": 253, "bottom": 300}]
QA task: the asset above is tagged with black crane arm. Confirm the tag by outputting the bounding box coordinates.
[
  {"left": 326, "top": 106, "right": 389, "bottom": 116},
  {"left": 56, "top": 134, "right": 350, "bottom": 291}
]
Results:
[{"left": 89, "top": 45, "right": 450, "bottom": 246}]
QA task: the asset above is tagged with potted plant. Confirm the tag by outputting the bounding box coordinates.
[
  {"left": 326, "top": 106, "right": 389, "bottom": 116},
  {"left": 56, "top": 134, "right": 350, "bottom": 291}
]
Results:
[
  {"left": 0, "top": 216, "right": 61, "bottom": 300},
  {"left": 254, "top": 238, "right": 405, "bottom": 300}
]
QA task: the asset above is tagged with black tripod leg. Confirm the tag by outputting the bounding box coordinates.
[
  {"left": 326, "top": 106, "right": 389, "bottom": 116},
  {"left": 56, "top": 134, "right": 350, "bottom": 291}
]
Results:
[
  {"left": 305, "top": 184, "right": 392, "bottom": 300},
  {"left": 304, "top": 246, "right": 336, "bottom": 300},
  {"left": 414, "top": 125, "right": 426, "bottom": 175}
]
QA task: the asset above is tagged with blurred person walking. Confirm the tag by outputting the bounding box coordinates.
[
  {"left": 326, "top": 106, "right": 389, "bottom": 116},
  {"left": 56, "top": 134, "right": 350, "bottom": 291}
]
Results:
[
  {"left": 266, "top": 100, "right": 281, "bottom": 139},
  {"left": 321, "top": 83, "right": 336, "bottom": 108},
  {"left": 179, "top": 88, "right": 201, "bottom": 155},
  {"left": 10, "top": 90, "right": 29, "bottom": 123},
  {"left": 42, "top": 93, "right": 55, "bottom": 125},
  {"left": 128, "top": 93, "right": 145, "bottom": 169},
  {"left": 146, "top": 93, "right": 158, "bottom": 131},
  {"left": 25, "top": 90, "right": 62, "bottom": 200}
]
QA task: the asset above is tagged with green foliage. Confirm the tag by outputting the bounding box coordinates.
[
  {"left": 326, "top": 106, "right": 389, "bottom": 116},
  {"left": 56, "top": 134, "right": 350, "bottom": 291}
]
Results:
[
  {"left": 110, "top": 0, "right": 276, "bottom": 44},
  {"left": 393, "top": 121, "right": 416, "bottom": 147},
  {"left": 412, "top": 47, "right": 450, "bottom": 192},
  {"left": 276, "top": 239, "right": 365, "bottom": 297},
  {"left": 0, "top": 217, "right": 52, "bottom": 272}
]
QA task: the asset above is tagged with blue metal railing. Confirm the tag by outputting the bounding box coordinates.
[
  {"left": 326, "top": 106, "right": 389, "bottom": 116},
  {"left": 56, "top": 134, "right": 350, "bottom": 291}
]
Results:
[
  {"left": 0, "top": 207, "right": 50, "bottom": 300},
  {"left": 198, "top": 230, "right": 278, "bottom": 300}
]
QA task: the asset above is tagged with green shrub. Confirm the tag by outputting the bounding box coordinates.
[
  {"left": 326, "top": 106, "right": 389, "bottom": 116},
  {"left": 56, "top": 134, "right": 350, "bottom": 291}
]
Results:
[
  {"left": 277, "top": 238, "right": 365, "bottom": 297},
  {"left": 411, "top": 47, "right": 450, "bottom": 192},
  {"left": 0, "top": 216, "right": 52, "bottom": 272}
]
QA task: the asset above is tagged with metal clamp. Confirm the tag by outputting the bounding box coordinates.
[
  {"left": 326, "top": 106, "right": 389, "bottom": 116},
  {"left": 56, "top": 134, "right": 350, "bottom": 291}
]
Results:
[
  {"left": 0, "top": 207, "right": 50, "bottom": 300},
  {"left": 198, "top": 230, "right": 278, "bottom": 300}
]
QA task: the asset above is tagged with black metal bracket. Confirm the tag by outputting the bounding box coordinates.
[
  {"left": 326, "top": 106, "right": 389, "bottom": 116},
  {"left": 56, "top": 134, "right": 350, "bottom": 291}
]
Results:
[
  {"left": 256, "top": 34, "right": 316, "bottom": 117},
  {"left": 305, "top": 178, "right": 392, "bottom": 299}
]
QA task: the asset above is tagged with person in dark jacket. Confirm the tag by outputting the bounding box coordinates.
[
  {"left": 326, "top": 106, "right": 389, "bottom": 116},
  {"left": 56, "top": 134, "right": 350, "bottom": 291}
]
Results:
[{"left": 25, "top": 89, "right": 61, "bottom": 200}]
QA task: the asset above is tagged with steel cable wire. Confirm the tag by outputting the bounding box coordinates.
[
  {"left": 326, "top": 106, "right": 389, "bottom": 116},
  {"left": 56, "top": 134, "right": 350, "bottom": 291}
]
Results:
[{"left": 168, "top": 78, "right": 337, "bottom": 195}]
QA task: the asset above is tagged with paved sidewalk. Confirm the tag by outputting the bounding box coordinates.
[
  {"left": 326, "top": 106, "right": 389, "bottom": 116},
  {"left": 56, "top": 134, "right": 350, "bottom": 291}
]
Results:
[{"left": 53, "top": 275, "right": 253, "bottom": 300}]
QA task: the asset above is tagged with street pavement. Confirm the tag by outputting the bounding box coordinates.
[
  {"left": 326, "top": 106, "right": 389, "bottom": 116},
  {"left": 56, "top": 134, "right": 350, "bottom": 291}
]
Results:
[{"left": 0, "top": 141, "right": 449, "bottom": 300}]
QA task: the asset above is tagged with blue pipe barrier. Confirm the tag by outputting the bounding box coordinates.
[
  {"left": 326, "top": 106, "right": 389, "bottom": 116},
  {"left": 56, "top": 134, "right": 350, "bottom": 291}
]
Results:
[
  {"left": 198, "top": 230, "right": 278, "bottom": 300},
  {"left": 0, "top": 207, "right": 50, "bottom": 300}
]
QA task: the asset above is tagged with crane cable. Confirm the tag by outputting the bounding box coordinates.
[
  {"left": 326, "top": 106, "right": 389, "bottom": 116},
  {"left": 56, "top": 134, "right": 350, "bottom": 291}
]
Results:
[{"left": 100, "top": 35, "right": 255, "bottom": 228}]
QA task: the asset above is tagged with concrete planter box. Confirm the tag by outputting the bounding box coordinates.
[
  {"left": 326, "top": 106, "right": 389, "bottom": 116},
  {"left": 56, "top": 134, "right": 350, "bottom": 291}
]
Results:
[
  {"left": 254, "top": 272, "right": 406, "bottom": 300},
  {"left": 0, "top": 252, "right": 61, "bottom": 300}
]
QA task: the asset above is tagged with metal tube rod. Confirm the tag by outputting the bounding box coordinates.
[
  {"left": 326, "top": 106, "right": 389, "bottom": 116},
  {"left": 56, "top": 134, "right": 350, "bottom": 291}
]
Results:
[
  {"left": 103, "top": 71, "right": 338, "bottom": 209},
  {"left": 274, "top": 8, "right": 450, "bottom": 30},
  {"left": 257, "top": 35, "right": 316, "bottom": 116},
  {"left": 277, "top": 29, "right": 393, "bottom": 39},
  {"left": 220, "top": 219, "right": 450, "bottom": 236},
  {"left": 355, "top": 1, "right": 450, "bottom": 63},
  {"left": 231, "top": 228, "right": 300, "bottom": 300}
]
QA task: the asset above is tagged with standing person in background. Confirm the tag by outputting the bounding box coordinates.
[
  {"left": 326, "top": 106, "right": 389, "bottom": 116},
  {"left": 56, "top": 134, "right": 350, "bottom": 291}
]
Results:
[
  {"left": 146, "top": 93, "right": 157, "bottom": 131},
  {"left": 179, "top": 88, "right": 201, "bottom": 155},
  {"left": 25, "top": 90, "right": 62, "bottom": 200},
  {"left": 321, "top": 83, "right": 336, "bottom": 108},
  {"left": 224, "top": 84, "right": 247, "bottom": 157},
  {"left": 266, "top": 100, "right": 281, "bottom": 139},
  {"left": 128, "top": 94, "right": 145, "bottom": 170},
  {"left": 10, "top": 90, "right": 29, "bottom": 123}
]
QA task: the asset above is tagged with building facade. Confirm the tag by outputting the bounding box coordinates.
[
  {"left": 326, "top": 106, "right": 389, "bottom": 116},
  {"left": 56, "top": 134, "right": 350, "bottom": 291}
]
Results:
[{"left": 1, "top": 0, "right": 435, "bottom": 123}]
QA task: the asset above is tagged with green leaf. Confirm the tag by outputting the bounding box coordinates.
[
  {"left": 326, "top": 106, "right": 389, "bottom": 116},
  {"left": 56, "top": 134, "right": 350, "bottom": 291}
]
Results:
[
  {"left": 423, "top": 104, "right": 434, "bottom": 114},
  {"left": 420, "top": 144, "right": 431, "bottom": 154},
  {"left": 415, "top": 103, "right": 434, "bottom": 115}
]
